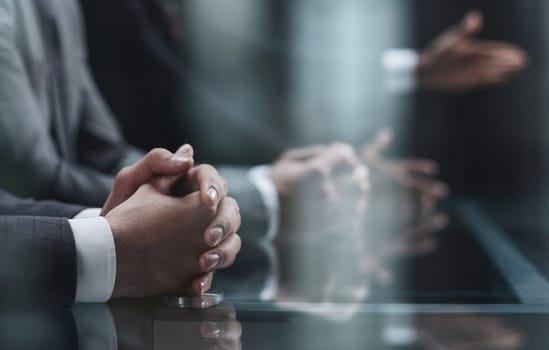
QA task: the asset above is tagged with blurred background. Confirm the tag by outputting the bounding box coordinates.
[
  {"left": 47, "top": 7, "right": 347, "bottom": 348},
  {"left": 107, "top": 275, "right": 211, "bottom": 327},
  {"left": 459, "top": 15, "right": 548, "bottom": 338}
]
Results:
[{"left": 83, "top": 0, "right": 549, "bottom": 199}]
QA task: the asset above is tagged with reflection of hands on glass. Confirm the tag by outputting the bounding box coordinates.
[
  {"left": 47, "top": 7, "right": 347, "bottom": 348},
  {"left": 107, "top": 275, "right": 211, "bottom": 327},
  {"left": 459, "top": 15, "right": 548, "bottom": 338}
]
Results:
[
  {"left": 416, "top": 315, "right": 523, "bottom": 350},
  {"left": 274, "top": 239, "right": 369, "bottom": 321},
  {"left": 275, "top": 239, "right": 369, "bottom": 303},
  {"left": 270, "top": 143, "right": 370, "bottom": 241},
  {"left": 362, "top": 129, "right": 449, "bottom": 211},
  {"left": 360, "top": 129, "right": 450, "bottom": 287},
  {"left": 111, "top": 301, "right": 242, "bottom": 350},
  {"left": 154, "top": 302, "right": 242, "bottom": 350},
  {"left": 358, "top": 210, "right": 449, "bottom": 290},
  {"left": 98, "top": 145, "right": 241, "bottom": 298},
  {"left": 417, "top": 10, "right": 528, "bottom": 92}
]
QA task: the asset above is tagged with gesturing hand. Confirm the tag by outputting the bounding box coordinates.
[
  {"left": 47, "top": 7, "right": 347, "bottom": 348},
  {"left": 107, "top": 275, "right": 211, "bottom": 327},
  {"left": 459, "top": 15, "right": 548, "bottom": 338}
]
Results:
[{"left": 417, "top": 10, "right": 528, "bottom": 92}]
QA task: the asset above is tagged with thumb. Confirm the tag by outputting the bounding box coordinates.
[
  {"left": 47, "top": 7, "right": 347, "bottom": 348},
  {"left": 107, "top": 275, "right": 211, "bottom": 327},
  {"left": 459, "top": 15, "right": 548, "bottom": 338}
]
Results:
[
  {"left": 456, "top": 10, "right": 483, "bottom": 37},
  {"left": 102, "top": 149, "right": 193, "bottom": 215}
]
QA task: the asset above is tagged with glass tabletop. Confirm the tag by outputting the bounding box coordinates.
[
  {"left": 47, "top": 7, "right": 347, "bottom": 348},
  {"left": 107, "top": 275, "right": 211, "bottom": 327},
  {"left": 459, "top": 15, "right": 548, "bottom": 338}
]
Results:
[{"left": 4, "top": 199, "right": 549, "bottom": 349}]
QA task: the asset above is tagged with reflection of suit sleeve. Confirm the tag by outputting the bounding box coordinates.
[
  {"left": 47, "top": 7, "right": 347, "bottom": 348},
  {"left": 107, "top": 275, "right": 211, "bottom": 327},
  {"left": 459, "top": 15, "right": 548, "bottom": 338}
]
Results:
[
  {"left": 215, "top": 167, "right": 279, "bottom": 299},
  {"left": 0, "top": 310, "right": 78, "bottom": 348},
  {"left": 0, "top": 215, "right": 77, "bottom": 308},
  {"left": 0, "top": 0, "right": 141, "bottom": 207}
]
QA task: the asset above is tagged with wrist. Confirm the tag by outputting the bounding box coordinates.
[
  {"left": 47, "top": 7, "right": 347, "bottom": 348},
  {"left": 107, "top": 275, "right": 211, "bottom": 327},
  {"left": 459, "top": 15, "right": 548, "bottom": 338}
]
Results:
[{"left": 106, "top": 215, "right": 136, "bottom": 299}]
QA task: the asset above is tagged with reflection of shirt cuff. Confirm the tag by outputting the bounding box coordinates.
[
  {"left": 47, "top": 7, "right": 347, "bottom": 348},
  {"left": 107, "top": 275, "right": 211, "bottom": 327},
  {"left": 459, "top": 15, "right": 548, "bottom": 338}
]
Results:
[
  {"left": 259, "top": 242, "right": 279, "bottom": 301},
  {"left": 72, "top": 304, "right": 118, "bottom": 350},
  {"left": 69, "top": 215, "right": 116, "bottom": 303},
  {"left": 382, "top": 49, "right": 419, "bottom": 94},
  {"left": 248, "top": 165, "right": 279, "bottom": 241}
]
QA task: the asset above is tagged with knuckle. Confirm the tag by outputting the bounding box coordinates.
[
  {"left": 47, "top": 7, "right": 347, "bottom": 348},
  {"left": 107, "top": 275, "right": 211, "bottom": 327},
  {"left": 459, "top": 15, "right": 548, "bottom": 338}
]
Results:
[
  {"left": 215, "top": 217, "right": 230, "bottom": 233},
  {"left": 221, "top": 178, "right": 229, "bottom": 194},
  {"left": 226, "top": 197, "right": 239, "bottom": 212},
  {"left": 234, "top": 234, "right": 242, "bottom": 253},
  {"left": 149, "top": 147, "right": 167, "bottom": 157},
  {"left": 198, "top": 163, "right": 216, "bottom": 174}
]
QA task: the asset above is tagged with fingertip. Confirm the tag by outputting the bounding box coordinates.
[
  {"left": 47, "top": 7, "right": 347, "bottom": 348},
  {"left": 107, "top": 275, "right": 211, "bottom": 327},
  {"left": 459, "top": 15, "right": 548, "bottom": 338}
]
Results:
[
  {"left": 193, "top": 273, "right": 213, "bottom": 295},
  {"left": 462, "top": 9, "right": 483, "bottom": 35},
  {"left": 467, "top": 9, "right": 483, "bottom": 21},
  {"left": 514, "top": 51, "right": 529, "bottom": 68},
  {"left": 176, "top": 144, "right": 194, "bottom": 157},
  {"left": 192, "top": 277, "right": 203, "bottom": 295}
]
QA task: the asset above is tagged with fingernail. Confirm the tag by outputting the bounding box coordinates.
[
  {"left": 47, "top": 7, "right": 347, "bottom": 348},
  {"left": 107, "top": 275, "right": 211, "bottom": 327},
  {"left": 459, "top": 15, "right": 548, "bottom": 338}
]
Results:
[
  {"left": 199, "top": 278, "right": 207, "bottom": 294},
  {"left": 208, "top": 227, "right": 224, "bottom": 247},
  {"left": 207, "top": 187, "right": 218, "bottom": 203},
  {"left": 205, "top": 253, "right": 221, "bottom": 270},
  {"left": 178, "top": 144, "right": 193, "bottom": 155},
  {"left": 171, "top": 156, "right": 191, "bottom": 166}
]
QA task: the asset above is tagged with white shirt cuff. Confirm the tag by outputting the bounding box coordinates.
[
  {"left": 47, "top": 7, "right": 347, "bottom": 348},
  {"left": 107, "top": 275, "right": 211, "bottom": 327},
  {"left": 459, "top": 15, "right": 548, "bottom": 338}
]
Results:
[
  {"left": 69, "top": 216, "right": 116, "bottom": 303},
  {"left": 382, "top": 49, "right": 419, "bottom": 94},
  {"left": 248, "top": 165, "right": 279, "bottom": 241}
]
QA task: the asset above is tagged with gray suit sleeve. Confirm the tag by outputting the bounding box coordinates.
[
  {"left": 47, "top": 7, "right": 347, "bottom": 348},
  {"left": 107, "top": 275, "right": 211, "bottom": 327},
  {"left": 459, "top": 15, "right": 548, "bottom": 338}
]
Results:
[
  {"left": 0, "top": 215, "right": 77, "bottom": 308},
  {"left": 218, "top": 166, "right": 271, "bottom": 241},
  {"left": 0, "top": 1, "right": 140, "bottom": 206},
  {"left": 0, "top": 189, "right": 85, "bottom": 218}
]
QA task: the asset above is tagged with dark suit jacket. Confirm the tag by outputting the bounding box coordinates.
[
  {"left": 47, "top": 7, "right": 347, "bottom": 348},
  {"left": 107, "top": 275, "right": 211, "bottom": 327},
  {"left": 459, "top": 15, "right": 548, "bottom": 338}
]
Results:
[
  {"left": 0, "top": 189, "right": 84, "bottom": 308},
  {"left": 80, "top": 0, "right": 183, "bottom": 151}
]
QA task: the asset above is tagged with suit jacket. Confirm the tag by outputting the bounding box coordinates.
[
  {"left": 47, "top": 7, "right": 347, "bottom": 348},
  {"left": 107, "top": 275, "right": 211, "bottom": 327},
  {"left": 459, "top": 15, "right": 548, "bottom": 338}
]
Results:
[
  {"left": 0, "top": 0, "right": 142, "bottom": 207},
  {"left": 0, "top": 0, "right": 270, "bottom": 239},
  {"left": 0, "top": 189, "right": 84, "bottom": 308}
]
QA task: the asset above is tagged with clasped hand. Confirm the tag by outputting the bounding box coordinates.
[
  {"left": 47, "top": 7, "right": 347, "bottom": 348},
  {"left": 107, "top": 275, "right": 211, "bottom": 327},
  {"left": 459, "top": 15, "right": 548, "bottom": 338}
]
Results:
[{"left": 101, "top": 145, "right": 241, "bottom": 299}]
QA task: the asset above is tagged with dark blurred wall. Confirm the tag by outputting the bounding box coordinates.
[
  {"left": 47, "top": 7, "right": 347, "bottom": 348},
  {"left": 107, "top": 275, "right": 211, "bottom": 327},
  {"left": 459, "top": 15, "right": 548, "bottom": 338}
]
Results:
[{"left": 410, "top": 0, "right": 549, "bottom": 197}]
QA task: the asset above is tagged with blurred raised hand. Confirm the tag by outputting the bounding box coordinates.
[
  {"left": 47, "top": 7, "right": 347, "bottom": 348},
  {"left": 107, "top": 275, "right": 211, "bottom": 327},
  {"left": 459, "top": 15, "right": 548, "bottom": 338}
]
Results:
[{"left": 418, "top": 10, "right": 528, "bottom": 92}]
